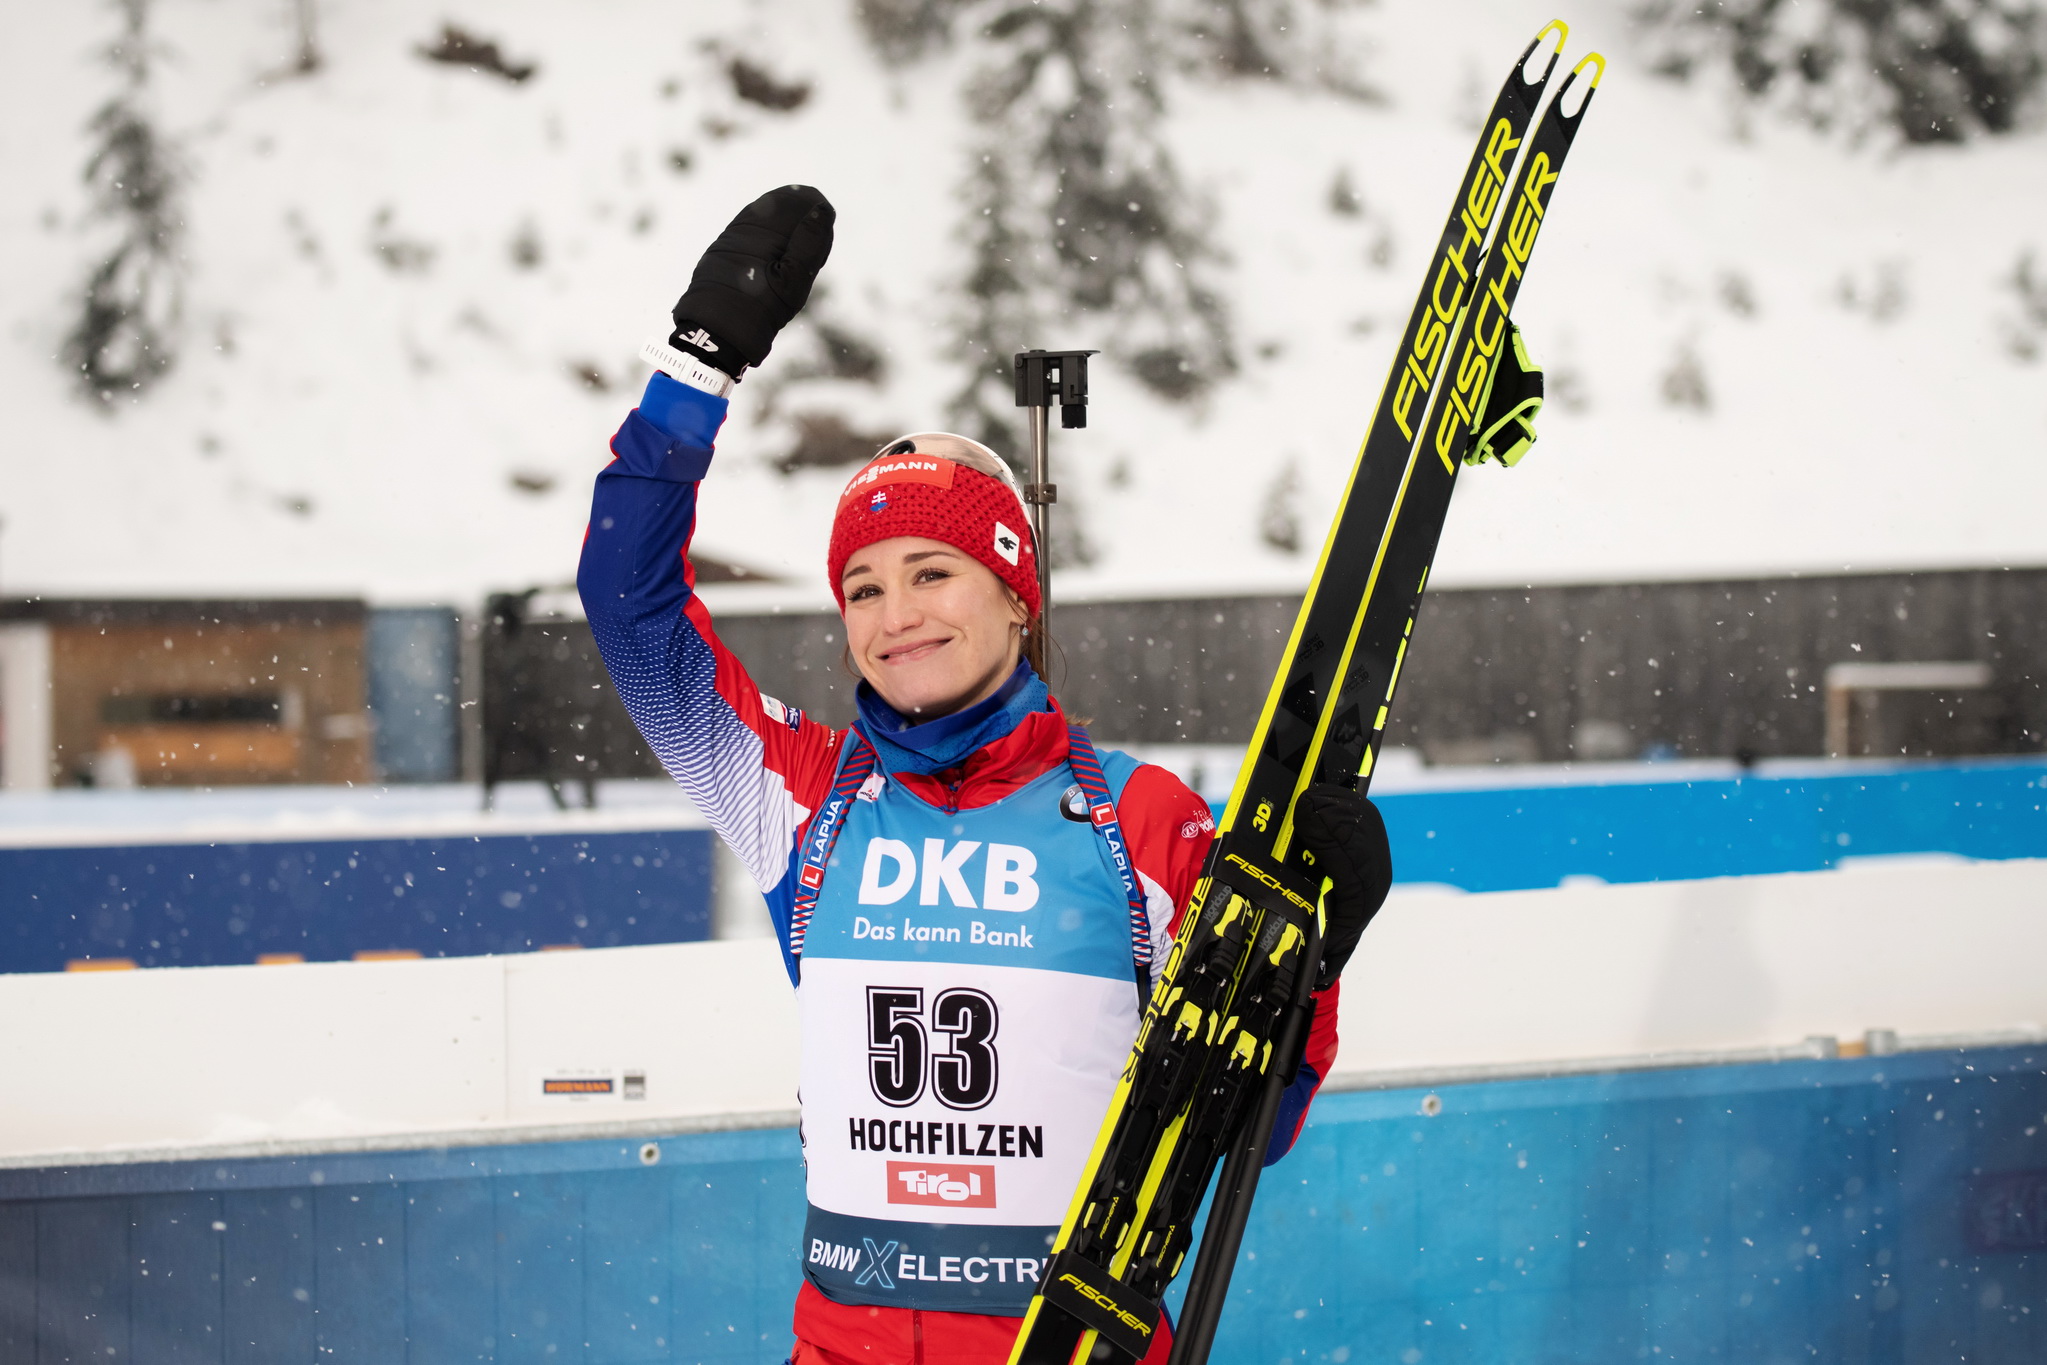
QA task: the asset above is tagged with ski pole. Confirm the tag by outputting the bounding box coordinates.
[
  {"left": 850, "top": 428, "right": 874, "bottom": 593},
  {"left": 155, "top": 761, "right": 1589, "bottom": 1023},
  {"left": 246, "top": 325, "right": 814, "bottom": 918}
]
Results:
[
  {"left": 1168, "top": 920, "right": 1323, "bottom": 1365},
  {"left": 1011, "top": 348, "right": 1097, "bottom": 633}
]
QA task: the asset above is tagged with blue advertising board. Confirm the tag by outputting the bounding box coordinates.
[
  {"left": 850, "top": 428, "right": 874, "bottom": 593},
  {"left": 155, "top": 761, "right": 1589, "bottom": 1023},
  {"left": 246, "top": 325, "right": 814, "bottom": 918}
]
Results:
[{"left": 0, "top": 825, "right": 711, "bottom": 973}]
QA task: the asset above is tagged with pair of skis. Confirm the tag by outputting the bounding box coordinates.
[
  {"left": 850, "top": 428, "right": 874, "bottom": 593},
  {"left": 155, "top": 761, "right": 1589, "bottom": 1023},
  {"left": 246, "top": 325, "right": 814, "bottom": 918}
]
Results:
[{"left": 1009, "top": 21, "right": 1604, "bottom": 1365}]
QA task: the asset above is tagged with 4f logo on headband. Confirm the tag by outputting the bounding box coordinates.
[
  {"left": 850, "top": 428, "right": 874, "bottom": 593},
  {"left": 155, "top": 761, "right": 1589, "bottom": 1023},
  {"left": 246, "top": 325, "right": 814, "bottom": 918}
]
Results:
[
  {"left": 839, "top": 456, "right": 955, "bottom": 510},
  {"left": 993, "top": 522, "right": 1021, "bottom": 566}
]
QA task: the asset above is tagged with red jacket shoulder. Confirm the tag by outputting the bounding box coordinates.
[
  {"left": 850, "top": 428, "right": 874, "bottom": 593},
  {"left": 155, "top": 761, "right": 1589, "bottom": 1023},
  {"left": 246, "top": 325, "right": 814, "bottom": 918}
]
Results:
[{"left": 1113, "top": 762, "right": 1215, "bottom": 925}]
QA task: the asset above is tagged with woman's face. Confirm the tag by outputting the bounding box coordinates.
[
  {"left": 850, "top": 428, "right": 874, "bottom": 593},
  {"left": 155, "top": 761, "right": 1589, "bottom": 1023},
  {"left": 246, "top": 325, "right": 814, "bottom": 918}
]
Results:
[{"left": 841, "top": 535, "right": 1027, "bottom": 720}]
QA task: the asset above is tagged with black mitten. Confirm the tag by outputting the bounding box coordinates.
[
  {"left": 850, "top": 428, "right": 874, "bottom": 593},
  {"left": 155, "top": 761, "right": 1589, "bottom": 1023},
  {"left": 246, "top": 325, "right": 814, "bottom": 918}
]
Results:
[
  {"left": 1290, "top": 783, "right": 1393, "bottom": 989},
  {"left": 669, "top": 185, "right": 836, "bottom": 377}
]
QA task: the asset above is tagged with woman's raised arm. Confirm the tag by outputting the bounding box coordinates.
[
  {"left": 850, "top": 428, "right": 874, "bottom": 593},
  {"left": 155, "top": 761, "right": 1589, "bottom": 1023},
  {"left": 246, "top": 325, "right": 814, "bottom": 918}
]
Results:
[{"left": 578, "top": 186, "right": 840, "bottom": 972}]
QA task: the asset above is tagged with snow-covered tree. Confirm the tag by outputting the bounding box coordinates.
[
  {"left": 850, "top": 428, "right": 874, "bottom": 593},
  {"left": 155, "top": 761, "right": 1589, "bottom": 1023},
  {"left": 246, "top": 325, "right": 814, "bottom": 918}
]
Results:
[
  {"left": 1638, "top": 0, "right": 2047, "bottom": 144},
  {"left": 857, "top": 0, "right": 1373, "bottom": 450},
  {"left": 62, "top": 0, "right": 184, "bottom": 407}
]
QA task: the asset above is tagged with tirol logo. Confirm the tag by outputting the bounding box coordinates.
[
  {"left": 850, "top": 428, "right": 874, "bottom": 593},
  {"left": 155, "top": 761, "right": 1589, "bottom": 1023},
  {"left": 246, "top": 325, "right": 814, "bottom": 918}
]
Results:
[{"left": 887, "top": 1160, "right": 997, "bottom": 1208}]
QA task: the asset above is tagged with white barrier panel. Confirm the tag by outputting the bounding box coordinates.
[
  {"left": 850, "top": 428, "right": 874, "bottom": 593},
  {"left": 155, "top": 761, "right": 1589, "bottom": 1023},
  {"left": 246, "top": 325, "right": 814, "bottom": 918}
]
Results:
[
  {"left": 1326, "top": 856, "right": 2047, "bottom": 1086},
  {"left": 0, "top": 940, "right": 798, "bottom": 1164},
  {"left": 1, "top": 858, "right": 2041, "bottom": 1165}
]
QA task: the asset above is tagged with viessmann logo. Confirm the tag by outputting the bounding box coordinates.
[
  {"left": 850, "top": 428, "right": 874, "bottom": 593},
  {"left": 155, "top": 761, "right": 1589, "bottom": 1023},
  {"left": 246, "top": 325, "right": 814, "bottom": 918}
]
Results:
[
  {"left": 886, "top": 1160, "right": 997, "bottom": 1208},
  {"left": 838, "top": 456, "right": 955, "bottom": 509}
]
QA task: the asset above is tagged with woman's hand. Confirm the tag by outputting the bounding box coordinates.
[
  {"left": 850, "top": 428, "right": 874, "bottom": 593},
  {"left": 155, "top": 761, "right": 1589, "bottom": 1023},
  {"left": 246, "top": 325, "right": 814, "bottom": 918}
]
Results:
[
  {"left": 669, "top": 184, "right": 836, "bottom": 377},
  {"left": 1290, "top": 783, "right": 1393, "bottom": 989}
]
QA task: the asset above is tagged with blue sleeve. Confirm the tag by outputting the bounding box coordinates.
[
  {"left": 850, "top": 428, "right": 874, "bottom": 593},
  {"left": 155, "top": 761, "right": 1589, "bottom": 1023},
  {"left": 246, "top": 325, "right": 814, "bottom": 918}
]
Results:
[
  {"left": 1263, "top": 1063, "right": 1320, "bottom": 1166},
  {"left": 611, "top": 372, "right": 727, "bottom": 478},
  {"left": 578, "top": 373, "right": 841, "bottom": 988}
]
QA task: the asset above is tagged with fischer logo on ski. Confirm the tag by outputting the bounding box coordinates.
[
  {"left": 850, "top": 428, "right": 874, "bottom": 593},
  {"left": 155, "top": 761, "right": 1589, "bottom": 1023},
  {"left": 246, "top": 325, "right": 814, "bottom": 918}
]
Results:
[
  {"left": 1219, "top": 853, "right": 1317, "bottom": 916},
  {"left": 1040, "top": 1251, "right": 1162, "bottom": 1361}
]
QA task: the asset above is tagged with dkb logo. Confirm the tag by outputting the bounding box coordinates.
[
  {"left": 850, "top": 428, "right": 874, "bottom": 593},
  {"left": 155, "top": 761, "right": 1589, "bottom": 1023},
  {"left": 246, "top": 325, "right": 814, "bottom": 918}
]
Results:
[{"left": 857, "top": 838, "right": 1039, "bottom": 912}]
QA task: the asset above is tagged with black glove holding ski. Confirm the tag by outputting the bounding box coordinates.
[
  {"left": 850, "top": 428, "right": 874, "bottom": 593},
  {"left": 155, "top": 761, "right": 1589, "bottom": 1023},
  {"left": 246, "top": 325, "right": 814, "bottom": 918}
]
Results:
[
  {"left": 668, "top": 184, "right": 835, "bottom": 377},
  {"left": 1291, "top": 782, "right": 1393, "bottom": 990}
]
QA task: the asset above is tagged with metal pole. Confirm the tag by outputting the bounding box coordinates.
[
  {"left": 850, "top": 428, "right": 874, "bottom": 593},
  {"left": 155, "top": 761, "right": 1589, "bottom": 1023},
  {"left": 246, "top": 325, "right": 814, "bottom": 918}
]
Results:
[
  {"left": 1012, "top": 348, "right": 1095, "bottom": 642},
  {"left": 1027, "top": 402, "right": 1052, "bottom": 632}
]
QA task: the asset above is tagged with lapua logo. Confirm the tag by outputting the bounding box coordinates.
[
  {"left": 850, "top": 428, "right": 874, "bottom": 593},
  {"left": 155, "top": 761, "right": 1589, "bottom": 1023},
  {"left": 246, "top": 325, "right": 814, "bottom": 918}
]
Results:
[{"left": 858, "top": 838, "right": 1039, "bottom": 912}]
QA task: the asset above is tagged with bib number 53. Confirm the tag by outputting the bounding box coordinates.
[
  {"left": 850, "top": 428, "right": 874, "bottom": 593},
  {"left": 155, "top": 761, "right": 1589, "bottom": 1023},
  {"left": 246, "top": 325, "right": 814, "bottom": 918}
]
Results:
[{"left": 867, "top": 986, "right": 999, "bottom": 1110}]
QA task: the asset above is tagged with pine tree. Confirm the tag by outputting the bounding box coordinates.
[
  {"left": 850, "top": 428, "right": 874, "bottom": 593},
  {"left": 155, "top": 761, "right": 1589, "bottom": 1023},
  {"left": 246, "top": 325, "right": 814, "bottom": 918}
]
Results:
[
  {"left": 856, "top": 0, "right": 1374, "bottom": 450},
  {"left": 1639, "top": 0, "right": 2047, "bottom": 144},
  {"left": 63, "top": 0, "right": 184, "bottom": 407}
]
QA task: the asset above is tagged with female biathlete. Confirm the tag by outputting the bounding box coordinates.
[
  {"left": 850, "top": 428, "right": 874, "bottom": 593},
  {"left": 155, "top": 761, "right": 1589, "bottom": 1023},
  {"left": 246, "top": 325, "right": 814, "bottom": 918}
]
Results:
[{"left": 579, "top": 187, "right": 1394, "bottom": 1365}]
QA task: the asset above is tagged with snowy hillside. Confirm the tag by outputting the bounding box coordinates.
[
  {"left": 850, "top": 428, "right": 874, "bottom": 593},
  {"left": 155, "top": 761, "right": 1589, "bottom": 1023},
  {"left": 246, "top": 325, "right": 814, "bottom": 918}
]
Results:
[{"left": 1, "top": 0, "right": 2043, "bottom": 608}]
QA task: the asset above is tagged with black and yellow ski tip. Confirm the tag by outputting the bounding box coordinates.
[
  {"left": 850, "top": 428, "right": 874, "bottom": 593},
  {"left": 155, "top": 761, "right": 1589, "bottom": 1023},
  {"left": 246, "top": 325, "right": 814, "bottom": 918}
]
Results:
[
  {"left": 1573, "top": 51, "right": 1607, "bottom": 88},
  {"left": 1533, "top": 18, "right": 1569, "bottom": 52}
]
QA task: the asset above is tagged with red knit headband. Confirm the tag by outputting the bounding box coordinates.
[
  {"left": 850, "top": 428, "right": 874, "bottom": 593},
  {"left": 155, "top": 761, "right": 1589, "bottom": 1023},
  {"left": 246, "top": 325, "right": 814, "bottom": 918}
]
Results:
[{"left": 827, "top": 445, "right": 1041, "bottom": 617}]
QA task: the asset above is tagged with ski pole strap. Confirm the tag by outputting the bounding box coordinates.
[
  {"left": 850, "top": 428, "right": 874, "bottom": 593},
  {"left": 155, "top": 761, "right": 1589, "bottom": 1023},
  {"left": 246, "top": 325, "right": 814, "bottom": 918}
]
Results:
[
  {"left": 1467, "top": 323, "right": 1544, "bottom": 468},
  {"left": 788, "top": 727, "right": 880, "bottom": 964},
  {"left": 1064, "top": 724, "right": 1155, "bottom": 989}
]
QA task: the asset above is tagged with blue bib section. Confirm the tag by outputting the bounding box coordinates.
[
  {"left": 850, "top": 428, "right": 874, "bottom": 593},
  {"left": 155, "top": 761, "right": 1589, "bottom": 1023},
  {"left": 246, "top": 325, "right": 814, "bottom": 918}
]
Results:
[
  {"left": 796, "top": 745, "right": 1148, "bottom": 1315},
  {"left": 803, "top": 757, "right": 1143, "bottom": 984}
]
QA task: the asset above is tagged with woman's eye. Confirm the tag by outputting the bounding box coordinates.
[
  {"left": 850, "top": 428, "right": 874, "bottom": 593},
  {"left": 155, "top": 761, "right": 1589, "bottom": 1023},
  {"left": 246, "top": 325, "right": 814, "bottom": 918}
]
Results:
[
  {"left": 846, "top": 584, "right": 879, "bottom": 602},
  {"left": 915, "top": 567, "right": 952, "bottom": 585}
]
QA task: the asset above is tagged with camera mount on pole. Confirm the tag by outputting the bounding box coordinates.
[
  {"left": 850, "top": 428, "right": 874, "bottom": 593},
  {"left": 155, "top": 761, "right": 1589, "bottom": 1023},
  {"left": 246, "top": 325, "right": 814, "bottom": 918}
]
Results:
[{"left": 1011, "top": 348, "right": 1097, "bottom": 623}]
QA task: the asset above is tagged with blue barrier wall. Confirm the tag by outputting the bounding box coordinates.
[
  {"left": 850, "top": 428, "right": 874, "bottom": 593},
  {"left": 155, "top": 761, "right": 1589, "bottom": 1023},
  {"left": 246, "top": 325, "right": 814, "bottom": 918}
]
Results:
[
  {"left": 4, "top": 1046, "right": 2041, "bottom": 1364},
  {"left": 4, "top": 757, "right": 2043, "bottom": 972},
  {"left": 0, "top": 828, "right": 712, "bottom": 973},
  {"left": 1368, "top": 758, "right": 2047, "bottom": 892}
]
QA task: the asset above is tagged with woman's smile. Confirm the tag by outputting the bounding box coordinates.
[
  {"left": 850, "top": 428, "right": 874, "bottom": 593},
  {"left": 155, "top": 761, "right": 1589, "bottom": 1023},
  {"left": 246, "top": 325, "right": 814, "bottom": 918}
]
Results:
[{"left": 876, "top": 633, "right": 954, "bottom": 666}]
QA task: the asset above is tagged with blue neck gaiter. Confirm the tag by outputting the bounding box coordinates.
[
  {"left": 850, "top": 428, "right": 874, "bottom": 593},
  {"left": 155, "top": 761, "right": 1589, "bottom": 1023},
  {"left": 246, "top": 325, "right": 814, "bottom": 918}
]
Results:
[{"left": 856, "top": 661, "right": 1050, "bottom": 776}]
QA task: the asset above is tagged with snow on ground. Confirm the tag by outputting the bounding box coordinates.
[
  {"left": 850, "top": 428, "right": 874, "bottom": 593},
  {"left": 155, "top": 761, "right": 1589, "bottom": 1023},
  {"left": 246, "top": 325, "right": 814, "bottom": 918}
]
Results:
[{"left": 1, "top": 0, "right": 2042, "bottom": 610}]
